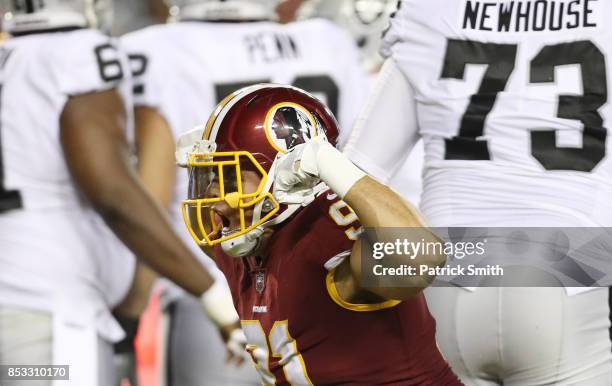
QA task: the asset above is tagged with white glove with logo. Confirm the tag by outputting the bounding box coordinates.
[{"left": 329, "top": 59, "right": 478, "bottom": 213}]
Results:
[
  {"left": 273, "top": 138, "right": 323, "bottom": 204},
  {"left": 273, "top": 137, "right": 367, "bottom": 204}
]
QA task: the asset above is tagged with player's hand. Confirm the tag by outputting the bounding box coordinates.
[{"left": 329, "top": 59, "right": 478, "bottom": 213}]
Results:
[
  {"left": 200, "top": 280, "right": 239, "bottom": 327},
  {"left": 273, "top": 138, "right": 324, "bottom": 204},
  {"left": 222, "top": 325, "right": 248, "bottom": 367}
]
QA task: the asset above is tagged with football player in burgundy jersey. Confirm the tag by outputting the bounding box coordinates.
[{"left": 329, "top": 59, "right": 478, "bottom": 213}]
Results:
[{"left": 176, "top": 84, "right": 463, "bottom": 386}]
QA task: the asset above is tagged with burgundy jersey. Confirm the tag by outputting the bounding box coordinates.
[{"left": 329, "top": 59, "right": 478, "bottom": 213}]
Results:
[{"left": 215, "top": 191, "right": 462, "bottom": 386}]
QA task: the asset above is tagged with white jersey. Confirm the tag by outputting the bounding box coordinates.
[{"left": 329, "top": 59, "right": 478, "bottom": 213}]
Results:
[
  {"left": 0, "top": 30, "right": 135, "bottom": 341},
  {"left": 122, "top": 19, "right": 367, "bottom": 299},
  {"left": 345, "top": 0, "right": 612, "bottom": 227}
]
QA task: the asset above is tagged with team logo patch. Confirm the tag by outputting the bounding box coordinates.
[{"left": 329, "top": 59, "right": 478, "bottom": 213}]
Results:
[
  {"left": 255, "top": 271, "right": 266, "bottom": 294},
  {"left": 264, "top": 102, "right": 319, "bottom": 154}
]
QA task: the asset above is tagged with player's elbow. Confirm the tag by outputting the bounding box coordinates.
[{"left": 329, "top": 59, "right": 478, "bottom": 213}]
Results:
[
  {"left": 395, "top": 249, "right": 446, "bottom": 297},
  {"left": 421, "top": 248, "right": 447, "bottom": 273},
  {"left": 412, "top": 238, "right": 447, "bottom": 284},
  {"left": 370, "top": 258, "right": 444, "bottom": 300},
  {"left": 369, "top": 253, "right": 445, "bottom": 301}
]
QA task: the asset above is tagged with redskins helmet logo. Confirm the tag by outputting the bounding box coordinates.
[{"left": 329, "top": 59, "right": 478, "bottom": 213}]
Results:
[{"left": 264, "top": 102, "right": 319, "bottom": 154}]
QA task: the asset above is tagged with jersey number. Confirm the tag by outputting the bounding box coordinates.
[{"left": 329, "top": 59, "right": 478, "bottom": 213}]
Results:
[
  {"left": 328, "top": 200, "right": 362, "bottom": 240},
  {"left": 442, "top": 39, "right": 607, "bottom": 172},
  {"left": 94, "top": 44, "right": 124, "bottom": 82},
  {"left": 242, "top": 320, "right": 313, "bottom": 386},
  {"left": 0, "top": 74, "right": 23, "bottom": 212},
  {"left": 127, "top": 53, "right": 149, "bottom": 95},
  {"left": 214, "top": 75, "right": 339, "bottom": 117}
]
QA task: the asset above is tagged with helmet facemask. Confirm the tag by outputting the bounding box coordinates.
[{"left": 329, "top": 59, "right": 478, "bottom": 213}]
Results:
[{"left": 182, "top": 147, "right": 280, "bottom": 256}]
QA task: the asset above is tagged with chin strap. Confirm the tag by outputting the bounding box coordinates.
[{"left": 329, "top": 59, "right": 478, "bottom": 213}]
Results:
[{"left": 221, "top": 227, "right": 264, "bottom": 258}]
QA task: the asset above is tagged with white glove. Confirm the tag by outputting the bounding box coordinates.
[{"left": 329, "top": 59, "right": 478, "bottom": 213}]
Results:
[
  {"left": 226, "top": 328, "right": 248, "bottom": 365},
  {"left": 200, "top": 280, "right": 239, "bottom": 327},
  {"left": 273, "top": 139, "right": 323, "bottom": 204},
  {"left": 273, "top": 137, "right": 367, "bottom": 203}
]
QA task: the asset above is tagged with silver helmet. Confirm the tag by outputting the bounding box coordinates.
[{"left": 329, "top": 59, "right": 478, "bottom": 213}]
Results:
[
  {"left": 1, "top": 0, "right": 113, "bottom": 35},
  {"left": 165, "top": 0, "right": 280, "bottom": 22},
  {"left": 300, "top": 0, "right": 398, "bottom": 71}
]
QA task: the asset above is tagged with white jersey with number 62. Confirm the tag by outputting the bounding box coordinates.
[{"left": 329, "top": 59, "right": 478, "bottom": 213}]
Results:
[{"left": 0, "top": 29, "right": 135, "bottom": 339}]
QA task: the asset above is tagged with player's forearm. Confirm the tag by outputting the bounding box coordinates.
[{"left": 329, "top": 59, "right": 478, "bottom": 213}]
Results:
[
  {"left": 137, "top": 149, "right": 175, "bottom": 208},
  {"left": 96, "top": 179, "right": 238, "bottom": 327},
  {"left": 60, "top": 91, "right": 214, "bottom": 297},
  {"left": 135, "top": 106, "right": 176, "bottom": 208},
  {"left": 311, "top": 143, "right": 445, "bottom": 292},
  {"left": 344, "top": 176, "right": 423, "bottom": 228},
  {"left": 344, "top": 177, "right": 446, "bottom": 293},
  {"left": 115, "top": 108, "right": 177, "bottom": 317},
  {"left": 94, "top": 171, "right": 214, "bottom": 297}
]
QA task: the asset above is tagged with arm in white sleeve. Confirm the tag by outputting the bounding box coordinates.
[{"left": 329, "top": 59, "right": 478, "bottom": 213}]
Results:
[
  {"left": 342, "top": 58, "right": 420, "bottom": 184},
  {"left": 335, "top": 31, "right": 370, "bottom": 147}
]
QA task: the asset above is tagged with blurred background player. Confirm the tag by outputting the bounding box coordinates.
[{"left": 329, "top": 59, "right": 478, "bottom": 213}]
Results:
[
  {"left": 0, "top": 1, "right": 243, "bottom": 385},
  {"left": 298, "top": 0, "right": 424, "bottom": 206},
  {"left": 113, "top": 0, "right": 168, "bottom": 34},
  {"left": 344, "top": 0, "right": 612, "bottom": 384},
  {"left": 298, "top": 0, "right": 397, "bottom": 73},
  {"left": 119, "top": 1, "right": 369, "bottom": 385}
]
